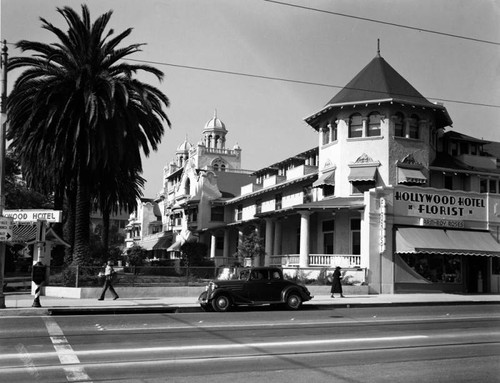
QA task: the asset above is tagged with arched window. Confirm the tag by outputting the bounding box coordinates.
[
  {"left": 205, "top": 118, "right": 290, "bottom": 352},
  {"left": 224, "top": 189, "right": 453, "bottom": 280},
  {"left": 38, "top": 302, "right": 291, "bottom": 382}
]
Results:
[
  {"left": 409, "top": 114, "right": 419, "bottom": 139},
  {"left": 213, "top": 164, "right": 219, "bottom": 171},
  {"left": 349, "top": 113, "right": 363, "bottom": 138},
  {"left": 394, "top": 112, "right": 404, "bottom": 137},
  {"left": 367, "top": 112, "right": 381, "bottom": 137},
  {"left": 220, "top": 164, "right": 226, "bottom": 172}
]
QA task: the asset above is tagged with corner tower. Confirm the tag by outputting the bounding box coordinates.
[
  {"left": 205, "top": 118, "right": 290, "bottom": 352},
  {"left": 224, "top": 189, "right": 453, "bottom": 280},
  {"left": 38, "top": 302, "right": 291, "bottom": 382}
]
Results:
[{"left": 305, "top": 48, "right": 453, "bottom": 197}]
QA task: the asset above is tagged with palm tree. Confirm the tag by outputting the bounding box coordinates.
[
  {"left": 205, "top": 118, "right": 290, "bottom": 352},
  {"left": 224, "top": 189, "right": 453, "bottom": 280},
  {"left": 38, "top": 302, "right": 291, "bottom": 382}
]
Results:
[{"left": 7, "top": 5, "right": 170, "bottom": 265}]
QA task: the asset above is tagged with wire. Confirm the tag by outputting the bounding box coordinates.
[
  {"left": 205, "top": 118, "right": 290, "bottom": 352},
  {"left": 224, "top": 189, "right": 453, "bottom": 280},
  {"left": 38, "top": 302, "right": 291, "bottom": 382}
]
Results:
[
  {"left": 126, "top": 58, "right": 500, "bottom": 109},
  {"left": 264, "top": 0, "right": 500, "bottom": 46}
]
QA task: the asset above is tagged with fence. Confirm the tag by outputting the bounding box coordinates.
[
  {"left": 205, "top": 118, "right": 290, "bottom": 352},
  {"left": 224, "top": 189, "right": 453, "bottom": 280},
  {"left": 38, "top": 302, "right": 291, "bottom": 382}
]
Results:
[{"left": 46, "top": 264, "right": 366, "bottom": 288}]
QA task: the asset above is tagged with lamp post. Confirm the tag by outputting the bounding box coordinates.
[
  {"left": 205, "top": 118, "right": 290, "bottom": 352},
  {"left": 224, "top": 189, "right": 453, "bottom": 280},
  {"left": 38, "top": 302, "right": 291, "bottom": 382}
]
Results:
[{"left": 0, "top": 40, "right": 9, "bottom": 308}]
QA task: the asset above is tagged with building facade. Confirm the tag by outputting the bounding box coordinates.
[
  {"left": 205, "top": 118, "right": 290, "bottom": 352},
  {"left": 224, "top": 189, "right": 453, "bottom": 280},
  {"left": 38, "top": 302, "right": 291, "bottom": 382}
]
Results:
[{"left": 127, "top": 52, "right": 500, "bottom": 294}]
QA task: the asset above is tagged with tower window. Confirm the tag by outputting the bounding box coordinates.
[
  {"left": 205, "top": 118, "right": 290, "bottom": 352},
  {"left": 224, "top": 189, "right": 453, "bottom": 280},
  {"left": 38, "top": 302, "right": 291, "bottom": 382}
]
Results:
[
  {"left": 349, "top": 113, "right": 363, "bottom": 138},
  {"left": 409, "top": 115, "right": 419, "bottom": 139},
  {"left": 367, "top": 112, "right": 381, "bottom": 137},
  {"left": 394, "top": 112, "right": 404, "bottom": 137}
]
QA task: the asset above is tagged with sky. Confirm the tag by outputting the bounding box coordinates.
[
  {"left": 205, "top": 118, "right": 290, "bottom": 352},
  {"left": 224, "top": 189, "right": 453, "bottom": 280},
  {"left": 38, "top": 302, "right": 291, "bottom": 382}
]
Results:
[{"left": 1, "top": 0, "right": 499, "bottom": 197}]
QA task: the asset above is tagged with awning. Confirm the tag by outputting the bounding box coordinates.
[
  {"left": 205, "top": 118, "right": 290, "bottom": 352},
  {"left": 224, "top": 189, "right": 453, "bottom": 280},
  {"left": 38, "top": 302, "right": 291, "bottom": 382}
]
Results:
[
  {"left": 312, "top": 169, "right": 335, "bottom": 188},
  {"left": 167, "top": 239, "right": 182, "bottom": 252},
  {"left": 348, "top": 166, "right": 377, "bottom": 182},
  {"left": 395, "top": 228, "right": 500, "bottom": 256},
  {"left": 398, "top": 168, "right": 427, "bottom": 184},
  {"left": 153, "top": 235, "right": 172, "bottom": 250}
]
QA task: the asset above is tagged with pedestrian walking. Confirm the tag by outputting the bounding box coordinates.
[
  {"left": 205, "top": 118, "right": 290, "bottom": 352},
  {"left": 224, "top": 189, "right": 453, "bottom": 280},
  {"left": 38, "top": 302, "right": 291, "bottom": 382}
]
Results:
[
  {"left": 330, "top": 266, "right": 344, "bottom": 298},
  {"left": 98, "top": 260, "right": 119, "bottom": 301}
]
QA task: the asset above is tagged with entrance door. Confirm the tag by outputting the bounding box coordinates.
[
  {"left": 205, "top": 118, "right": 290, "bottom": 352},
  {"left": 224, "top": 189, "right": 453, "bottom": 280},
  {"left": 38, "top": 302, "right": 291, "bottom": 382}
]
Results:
[{"left": 465, "top": 256, "right": 488, "bottom": 293}]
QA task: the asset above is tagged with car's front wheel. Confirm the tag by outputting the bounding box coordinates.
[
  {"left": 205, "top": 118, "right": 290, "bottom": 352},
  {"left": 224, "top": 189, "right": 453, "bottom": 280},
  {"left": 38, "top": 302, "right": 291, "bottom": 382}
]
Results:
[
  {"left": 285, "top": 292, "right": 302, "bottom": 310},
  {"left": 212, "top": 294, "right": 231, "bottom": 312}
]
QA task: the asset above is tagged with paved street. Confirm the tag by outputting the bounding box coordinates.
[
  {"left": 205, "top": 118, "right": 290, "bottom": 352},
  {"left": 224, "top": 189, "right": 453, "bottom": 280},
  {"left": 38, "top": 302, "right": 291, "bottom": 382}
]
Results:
[{"left": 1, "top": 304, "right": 499, "bottom": 382}]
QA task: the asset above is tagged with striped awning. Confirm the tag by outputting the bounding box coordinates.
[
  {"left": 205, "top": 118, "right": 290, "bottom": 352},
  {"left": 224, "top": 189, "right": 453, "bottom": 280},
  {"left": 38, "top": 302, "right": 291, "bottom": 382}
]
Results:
[
  {"left": 348, "top": 166, "right": 377, "bottom": 182},
  {"left": 395, "top": 228, "right": 500, "bottom": 256},
  {"left": 398, "top": 168, "right": 427, "bottom": 184},
  {"left": 312, "top": 169, "right": 335, "bottom": 188}
]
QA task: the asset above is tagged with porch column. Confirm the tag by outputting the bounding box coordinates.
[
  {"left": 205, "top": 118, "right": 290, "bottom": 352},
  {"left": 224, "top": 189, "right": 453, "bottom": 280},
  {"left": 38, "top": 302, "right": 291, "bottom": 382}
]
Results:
[
  {"left": 210, "top": 232, "right": 216, "bottom": 259},
  {"left": 264, "top": 218, "right": 274, "bottom": 266},
  {"left": 273, "top": 219, "right": 282, "bottom": 256},
  {"left": 299, "top": 211, "right": 311, "bottom": 268},
  {"left": 223, "top": 230, "right": 230, "bottom": 258}
]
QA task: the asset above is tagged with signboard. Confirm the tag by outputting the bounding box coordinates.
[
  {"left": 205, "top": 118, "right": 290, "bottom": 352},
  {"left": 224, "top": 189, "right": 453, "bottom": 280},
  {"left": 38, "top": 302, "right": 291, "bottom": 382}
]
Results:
[
  {"left": 0, "top": 216, "right": 14, "bottom": 242},
  {"left": 393, "top": 187, "right": 486, "bottom": 222},
  {"left": 3, "top": 210, "right": 62, "bottom": 223}
]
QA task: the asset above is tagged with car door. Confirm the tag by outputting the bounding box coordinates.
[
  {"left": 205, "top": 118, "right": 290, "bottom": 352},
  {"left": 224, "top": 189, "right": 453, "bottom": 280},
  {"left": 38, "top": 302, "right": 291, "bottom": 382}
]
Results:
[{"left": 245, "top": 269, "right": 270, "bottom": 302}]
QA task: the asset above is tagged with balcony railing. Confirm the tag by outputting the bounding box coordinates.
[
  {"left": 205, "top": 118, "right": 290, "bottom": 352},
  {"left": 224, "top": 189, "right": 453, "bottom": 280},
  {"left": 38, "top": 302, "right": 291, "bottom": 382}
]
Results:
[{"left": 270, "top": 254, "right": 361, "bottom": 268}]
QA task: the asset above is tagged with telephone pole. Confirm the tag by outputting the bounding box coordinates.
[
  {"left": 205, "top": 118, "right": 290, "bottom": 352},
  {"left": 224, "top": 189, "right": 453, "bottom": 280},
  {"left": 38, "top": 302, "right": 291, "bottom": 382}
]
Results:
[{"left": 0, "top": 40, "right": 9, "bottom": 308}]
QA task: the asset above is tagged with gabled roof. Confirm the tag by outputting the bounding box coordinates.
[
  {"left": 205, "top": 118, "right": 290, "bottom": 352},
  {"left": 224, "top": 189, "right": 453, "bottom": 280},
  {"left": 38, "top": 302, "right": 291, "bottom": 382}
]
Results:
[{"left": 327, "top": 54, "right": 435, "bottom": 107}]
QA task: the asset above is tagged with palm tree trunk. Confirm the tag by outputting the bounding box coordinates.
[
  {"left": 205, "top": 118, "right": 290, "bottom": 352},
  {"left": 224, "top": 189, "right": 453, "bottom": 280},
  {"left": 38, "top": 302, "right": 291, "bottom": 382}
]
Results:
[
  {"left": 63, "top": 182, "right": 76, "bottom": 265},
  {"left": 72, "top": 168, "right": 91, "bottom": 266}
]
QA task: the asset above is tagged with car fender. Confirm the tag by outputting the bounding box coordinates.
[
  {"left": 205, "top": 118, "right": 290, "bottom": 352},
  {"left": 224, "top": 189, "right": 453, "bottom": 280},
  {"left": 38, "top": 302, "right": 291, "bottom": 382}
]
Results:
[{"left": 280, "top": 286, "right": 303, "bottom": 302}]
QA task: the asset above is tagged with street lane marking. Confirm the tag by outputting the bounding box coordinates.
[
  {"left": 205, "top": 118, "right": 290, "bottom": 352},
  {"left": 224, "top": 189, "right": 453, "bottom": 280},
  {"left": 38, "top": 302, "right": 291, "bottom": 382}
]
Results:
[
  {"left": 43, "top": 317, "right": 93, "bottom": 382},
  {"left": 100, "top": 314, "right": 500, "bottom": 332}
]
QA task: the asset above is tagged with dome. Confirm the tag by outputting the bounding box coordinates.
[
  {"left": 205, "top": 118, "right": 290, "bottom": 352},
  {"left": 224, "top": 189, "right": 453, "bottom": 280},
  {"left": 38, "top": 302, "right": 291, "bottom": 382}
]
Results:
[
  {"left": 203, "top": 110, "right": 226, "bottom": 132},
  {"left": 176, "top": 139, "right": 192, "bottom": 153}
]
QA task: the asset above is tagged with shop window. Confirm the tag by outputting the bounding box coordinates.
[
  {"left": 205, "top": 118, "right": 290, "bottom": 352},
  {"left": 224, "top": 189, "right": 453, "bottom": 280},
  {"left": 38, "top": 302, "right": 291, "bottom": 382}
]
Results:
[
  {"left": 394, "top": 112, "right": 404, "bottom": 137},
  {"left": 367, "top": 112, "right": 381, "bottom": 137},
  {"left": 350, "top": 218, "right": 361, "bottom": 255},
  {"left": 349, "top": 113, "right": 363, "bottom": 138},
  {"left": 400, "top": 254, "right": 462, "bottom": 283},
  {"left": 322, "top": 220, "right": 335, "bottom": 254},
  {"left": 493, "top": 257, "right": 500, "bottom": 275},
  {"left": 211, "top": 206, "right": 224, "bottom": 222}
]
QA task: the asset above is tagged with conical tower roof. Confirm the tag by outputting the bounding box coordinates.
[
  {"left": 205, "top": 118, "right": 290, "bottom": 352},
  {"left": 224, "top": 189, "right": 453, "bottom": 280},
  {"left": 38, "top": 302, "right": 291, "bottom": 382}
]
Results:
[
  {"left": 305, "top": 52, "right": 452, "bottom": 129},
  {"left": 326, "top": 54, "right": 435, "bottom": 108}
]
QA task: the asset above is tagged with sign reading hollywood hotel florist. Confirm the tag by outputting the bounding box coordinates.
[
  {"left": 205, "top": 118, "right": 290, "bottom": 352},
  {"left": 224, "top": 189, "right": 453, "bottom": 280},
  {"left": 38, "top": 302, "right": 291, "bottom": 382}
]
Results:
[{"left": 393, "top": 187, "right": 486, "bottom": 221}]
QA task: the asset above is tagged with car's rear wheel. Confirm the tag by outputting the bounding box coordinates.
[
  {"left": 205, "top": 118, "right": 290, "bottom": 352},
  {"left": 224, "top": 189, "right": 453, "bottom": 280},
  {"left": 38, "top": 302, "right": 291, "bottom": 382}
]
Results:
[
  {"left": 212, "top": 294, "right": 231, "bottom": 312},
  {"left": 285, "top": 292, "right": 302, "bottom": 310}
]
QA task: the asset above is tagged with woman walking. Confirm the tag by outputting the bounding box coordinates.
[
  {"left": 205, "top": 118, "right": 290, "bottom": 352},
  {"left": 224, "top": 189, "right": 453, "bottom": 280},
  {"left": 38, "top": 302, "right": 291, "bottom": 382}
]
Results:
[{"left": 330, "top": 266, "right": 344, "bottom": 298}]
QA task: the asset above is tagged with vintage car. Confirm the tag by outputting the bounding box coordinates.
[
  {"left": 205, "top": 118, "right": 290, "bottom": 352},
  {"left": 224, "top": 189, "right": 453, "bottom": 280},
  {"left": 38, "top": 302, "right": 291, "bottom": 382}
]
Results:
[{"left": 198, "top": 266, "right": 313, "bottom": 312}]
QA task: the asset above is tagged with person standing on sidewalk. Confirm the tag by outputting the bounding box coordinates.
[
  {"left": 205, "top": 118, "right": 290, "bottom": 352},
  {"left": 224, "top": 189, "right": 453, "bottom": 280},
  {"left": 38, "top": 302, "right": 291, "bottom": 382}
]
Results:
[
  {"left": 330, "top": 266, "right": 345, "bottom": 298},
  {"left": 98, "top": 261, "right": 119, "bottom": 301}
]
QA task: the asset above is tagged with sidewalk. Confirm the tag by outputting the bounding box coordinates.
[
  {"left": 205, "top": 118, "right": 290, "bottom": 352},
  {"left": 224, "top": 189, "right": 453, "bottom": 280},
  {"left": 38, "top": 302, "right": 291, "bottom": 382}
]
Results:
[{"left": 1, "top": 292, "right": 499, "bottom": 316}]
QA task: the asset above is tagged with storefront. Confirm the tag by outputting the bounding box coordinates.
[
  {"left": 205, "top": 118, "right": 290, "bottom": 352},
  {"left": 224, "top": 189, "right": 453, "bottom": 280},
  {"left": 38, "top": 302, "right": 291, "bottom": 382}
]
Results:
[{"left": 370, "top": 185, "right": 500, "bottom": 294}]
